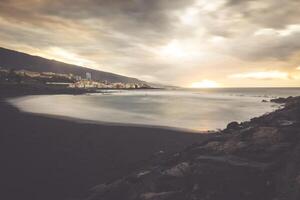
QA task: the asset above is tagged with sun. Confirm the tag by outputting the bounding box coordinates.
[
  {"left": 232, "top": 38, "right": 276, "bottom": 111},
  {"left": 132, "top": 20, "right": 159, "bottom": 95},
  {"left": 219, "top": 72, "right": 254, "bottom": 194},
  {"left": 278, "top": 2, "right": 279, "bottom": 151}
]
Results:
[{"left": 191, "top": 80, "right": 220, "bottom": 88}]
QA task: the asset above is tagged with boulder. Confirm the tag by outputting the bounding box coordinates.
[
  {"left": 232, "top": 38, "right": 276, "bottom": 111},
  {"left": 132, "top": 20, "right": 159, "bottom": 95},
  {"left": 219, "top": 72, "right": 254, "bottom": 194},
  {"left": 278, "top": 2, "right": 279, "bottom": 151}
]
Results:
[
  {"left": 164, "top": 162, "right": 190, "bottom": 177},
  {"left": 252, "top": 127, "right": 282, "bottom": 144},
  {"left": 227, "top": 121, "right": 239, "bottom": 130}
]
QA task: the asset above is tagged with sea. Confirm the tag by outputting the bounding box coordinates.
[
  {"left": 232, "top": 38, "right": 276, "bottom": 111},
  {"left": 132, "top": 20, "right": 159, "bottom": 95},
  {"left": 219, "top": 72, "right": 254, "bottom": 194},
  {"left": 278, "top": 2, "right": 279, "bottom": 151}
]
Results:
[{"left": 8, "top": 88, "right": 300, "bottom": 132}]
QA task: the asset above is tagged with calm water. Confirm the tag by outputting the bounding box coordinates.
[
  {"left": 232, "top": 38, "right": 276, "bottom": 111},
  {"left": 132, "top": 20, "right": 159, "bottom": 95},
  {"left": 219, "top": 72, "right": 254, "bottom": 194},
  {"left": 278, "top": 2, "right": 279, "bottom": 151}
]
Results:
[{"left": 8, "top": 88, "right": 300, "bottom": 131}]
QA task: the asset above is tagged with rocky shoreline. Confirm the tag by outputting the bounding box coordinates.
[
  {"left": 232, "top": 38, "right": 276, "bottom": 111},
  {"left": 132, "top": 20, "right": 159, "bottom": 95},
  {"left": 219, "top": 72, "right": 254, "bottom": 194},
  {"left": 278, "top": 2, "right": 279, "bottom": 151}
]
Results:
[{"left": 85, "top": 96, "right": 300, "bottom": 200}]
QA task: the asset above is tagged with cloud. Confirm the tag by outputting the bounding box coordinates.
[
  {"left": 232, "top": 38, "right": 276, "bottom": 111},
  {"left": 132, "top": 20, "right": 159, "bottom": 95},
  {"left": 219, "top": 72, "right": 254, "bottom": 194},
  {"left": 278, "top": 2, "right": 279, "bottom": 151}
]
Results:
[
  {"left": 254, "top": 25, "right": 300, "bottom": 37},
  {"left": 229, "top": 71, "right": 290, "bottom": 80},
  {"left": 227, "top": 31, "right": 300, "bottom": 61},
  {"left": 226, "top": 0, "right": 300, "bottom": 29},
  {"left": 0, "top": 0, "right": 300, "bottom": 86}
]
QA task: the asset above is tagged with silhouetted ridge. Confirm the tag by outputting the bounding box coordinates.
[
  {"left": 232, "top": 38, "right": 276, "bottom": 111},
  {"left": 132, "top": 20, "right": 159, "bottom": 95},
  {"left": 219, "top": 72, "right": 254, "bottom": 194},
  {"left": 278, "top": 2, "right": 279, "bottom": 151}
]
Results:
[{"left": 0, "top": 47, "right": 145, "bottom": 84}]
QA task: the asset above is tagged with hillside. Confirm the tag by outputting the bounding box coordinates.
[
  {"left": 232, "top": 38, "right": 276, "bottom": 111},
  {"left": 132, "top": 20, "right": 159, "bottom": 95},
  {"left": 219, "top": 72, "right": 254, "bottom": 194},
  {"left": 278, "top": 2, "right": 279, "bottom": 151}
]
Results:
[{"left": 0, "top": 47, "right": 145, "bottom": 84}]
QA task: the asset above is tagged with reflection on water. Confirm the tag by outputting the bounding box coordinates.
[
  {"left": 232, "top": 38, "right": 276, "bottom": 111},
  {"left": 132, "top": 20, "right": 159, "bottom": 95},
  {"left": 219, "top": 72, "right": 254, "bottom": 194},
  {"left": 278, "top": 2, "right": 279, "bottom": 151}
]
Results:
[{"left": 8, "top": 88, "right": 300, "bottom": 131}]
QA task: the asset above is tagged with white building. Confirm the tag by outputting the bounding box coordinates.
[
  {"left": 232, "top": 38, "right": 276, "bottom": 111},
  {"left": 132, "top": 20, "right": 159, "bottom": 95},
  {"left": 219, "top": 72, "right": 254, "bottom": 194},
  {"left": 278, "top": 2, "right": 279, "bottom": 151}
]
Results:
[
  {"left": 75, "top": 75, "right": 82, "bottom": 81},
  {"left": 86, "top": 72, "right": 92, "bottom": 80}
]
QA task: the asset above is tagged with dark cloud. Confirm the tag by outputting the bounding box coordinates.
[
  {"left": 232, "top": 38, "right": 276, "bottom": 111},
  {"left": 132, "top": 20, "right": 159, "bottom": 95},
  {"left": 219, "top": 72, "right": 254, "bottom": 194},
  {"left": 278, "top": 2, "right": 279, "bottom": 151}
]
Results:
[
  {"left": 226, "top": 0, "right": 300, "bottom": 29},
  {"left": 0, "top": 0, "right": 194, "bottom": 35},
  {"left": 229, "top": 32, "right": 300, "bottom": 61}
]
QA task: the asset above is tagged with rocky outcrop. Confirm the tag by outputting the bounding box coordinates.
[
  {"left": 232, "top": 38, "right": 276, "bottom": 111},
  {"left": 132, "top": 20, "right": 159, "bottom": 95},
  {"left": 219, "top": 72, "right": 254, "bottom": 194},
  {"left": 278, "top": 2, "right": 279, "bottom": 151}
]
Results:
[{"left": 85, "top": 96, "right": 300, "bottom": 200}]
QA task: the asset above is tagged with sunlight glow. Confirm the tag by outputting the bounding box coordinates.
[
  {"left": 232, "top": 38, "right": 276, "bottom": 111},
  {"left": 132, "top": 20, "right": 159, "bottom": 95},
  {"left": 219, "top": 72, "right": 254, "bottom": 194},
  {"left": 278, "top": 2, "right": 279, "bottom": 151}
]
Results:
[
  {"left": 210, "top": 36, "right": 225, "bottom": 44},
  {"left": 196, "top": 0, "right": 226, "bottom": 12},
  {"left": 46, "top": 47, "right": 93, "bottom": 66},
  {"left": 160, "top": 40, "right": 186, "bottom": 58},
  {"left": 229, "top": 71, "right": 289, "bottom": 80},
  {"left": 254, "top": 24, "right": 300, "bottom": 37},
  {"left": 179, "top": 7, "right": 199, "bottom": 25},
  {"left": 191, "top": 80, "right": 220, "bottom": 88}
]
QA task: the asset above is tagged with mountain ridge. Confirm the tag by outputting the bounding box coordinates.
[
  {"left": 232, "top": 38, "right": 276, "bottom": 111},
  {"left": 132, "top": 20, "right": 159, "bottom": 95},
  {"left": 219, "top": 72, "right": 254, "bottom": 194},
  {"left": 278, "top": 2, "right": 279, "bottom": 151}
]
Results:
[{"left": 0, "top": 47, "right": 146, "bottom": 84}]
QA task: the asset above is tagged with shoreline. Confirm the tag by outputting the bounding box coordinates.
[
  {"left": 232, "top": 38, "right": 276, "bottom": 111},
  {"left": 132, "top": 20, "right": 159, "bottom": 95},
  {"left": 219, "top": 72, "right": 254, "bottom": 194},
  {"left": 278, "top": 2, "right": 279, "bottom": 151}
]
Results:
[
  {"left": 87, "top": 95, "right": 300, "bottom": 200},
  {"left": 6, "top": 95, "right": 213, "bottom": 134},
  {"left": 4, "top": 89, "right": 204, "bottom": 134},
  {"left": 0, "top": 87, "right": 209, "bottom": 200},
  {"left": 2, "top": 86, "right": 299, "bottom": 200},
  {"left": 4, "top": 86, "right": 278, "bottom": 134}
]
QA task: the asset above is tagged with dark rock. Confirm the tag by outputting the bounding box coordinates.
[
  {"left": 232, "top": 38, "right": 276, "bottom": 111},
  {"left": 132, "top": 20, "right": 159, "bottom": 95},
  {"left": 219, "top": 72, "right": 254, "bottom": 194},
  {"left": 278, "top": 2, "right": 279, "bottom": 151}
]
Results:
[
  {"left": 227, "top": 121, "right": 240, "bottom": 130},
  {"left": 270, "top": 96, "right": 294, "bottom": 104}
]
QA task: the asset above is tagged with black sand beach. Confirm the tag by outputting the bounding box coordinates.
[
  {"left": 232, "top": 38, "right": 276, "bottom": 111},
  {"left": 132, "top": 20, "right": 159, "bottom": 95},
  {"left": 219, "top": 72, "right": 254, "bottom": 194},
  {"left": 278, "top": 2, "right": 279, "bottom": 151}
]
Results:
[
  {"left": 0, "top": 87, "right": 207, "bottom": 200},
  {"left": 3, "top": 86, "right": 300, "bottom": 200}
]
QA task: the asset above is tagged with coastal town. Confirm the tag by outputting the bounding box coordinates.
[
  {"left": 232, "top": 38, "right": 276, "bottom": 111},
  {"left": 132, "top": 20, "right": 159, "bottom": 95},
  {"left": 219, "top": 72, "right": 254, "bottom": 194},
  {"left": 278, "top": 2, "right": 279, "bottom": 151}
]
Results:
[{"left": 0, "top": 67, "right": 152, "bottom": 89}]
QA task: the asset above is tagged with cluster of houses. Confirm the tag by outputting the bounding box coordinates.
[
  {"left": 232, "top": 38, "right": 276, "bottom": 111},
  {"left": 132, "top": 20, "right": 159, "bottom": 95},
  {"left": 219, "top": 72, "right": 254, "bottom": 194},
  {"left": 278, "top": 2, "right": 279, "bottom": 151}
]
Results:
[
  {"left": 69, "top": 80, "right": 150, "bottom": 89},
  {"left": 68, "top": 72, "right": 151, "bottom": 89},
  {"left": 0, "top": 68, "right": 75, "bottom": 83}
]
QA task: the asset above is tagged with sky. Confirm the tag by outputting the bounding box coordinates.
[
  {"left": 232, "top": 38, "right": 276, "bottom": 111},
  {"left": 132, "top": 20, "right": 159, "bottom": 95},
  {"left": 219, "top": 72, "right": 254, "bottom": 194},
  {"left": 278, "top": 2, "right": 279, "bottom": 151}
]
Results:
[{"left": 0, "top": 0, "right": 300, "bottom": 87}]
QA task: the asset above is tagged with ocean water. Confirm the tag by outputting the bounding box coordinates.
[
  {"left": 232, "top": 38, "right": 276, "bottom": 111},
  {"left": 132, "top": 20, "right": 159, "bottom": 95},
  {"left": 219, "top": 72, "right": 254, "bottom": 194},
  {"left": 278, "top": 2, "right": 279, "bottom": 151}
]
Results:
[{"left": 8, "top": 88, "right": 300, "bottom": 131}]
